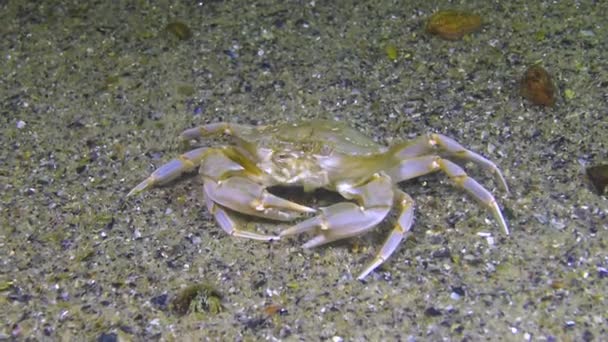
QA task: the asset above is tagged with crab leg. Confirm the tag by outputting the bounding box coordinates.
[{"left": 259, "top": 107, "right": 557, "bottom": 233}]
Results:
[
  {"left": 180, "top": 122, "right": 258, "bottom": 141},
  {"left": 280, "top": 173, "right": 394, "bottom": 247},
  {"left": 357, "top": 190, "right": 415, "bottom": 280},
  {"left": 387, "top": 155, "right": 509, "bottom": 235},
  {"left": 203, "top": 187, "right": 279, "bottom": 241},
  {"left": 127, "top": 147, "right": 209, "bottom": 197},
  {"left": 390, "top": 133, "right": 509, "bottom": 193}
]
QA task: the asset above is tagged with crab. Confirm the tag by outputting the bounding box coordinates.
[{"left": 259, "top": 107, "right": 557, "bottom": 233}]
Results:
[{"left": 127, "top": 120, "right": 509, "bottom": 280}]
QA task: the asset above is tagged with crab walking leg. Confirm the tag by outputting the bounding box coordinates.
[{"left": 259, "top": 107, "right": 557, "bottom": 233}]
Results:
[
  {"left": 203, "top": 187, "right": 279, "bottom": 241},
  {"left": 387, "top": 155, "right": 509, "bottom": 235},
  {"left": 127, "top": 147, "right": 209, "bottom": 197},
  {"left": 180, "top": 122, "right": 257, "bottom": 141},
  {"left": 357, "top": 190, "right": 415, "bottom": 280},
  {"left": 281, "top": 173, "right": 394, "bottom": 247},
  {"left": 390, "top": 133, "right": 509, "bottom": 193}
]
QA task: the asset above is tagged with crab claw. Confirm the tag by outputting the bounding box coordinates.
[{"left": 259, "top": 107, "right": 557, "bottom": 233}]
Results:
[{"left": 204, "top": 177, "right": 316, "bottom": 221}]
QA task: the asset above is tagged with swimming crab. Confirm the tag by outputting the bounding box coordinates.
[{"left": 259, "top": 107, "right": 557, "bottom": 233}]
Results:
[{"left": 128, "top": 120, "right": 509, "bottom": 280}]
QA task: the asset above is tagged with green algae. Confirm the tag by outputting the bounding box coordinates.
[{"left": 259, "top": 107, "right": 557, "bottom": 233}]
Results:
[{"left": 384, "top": 43, "right": 398, "bottom": 61}]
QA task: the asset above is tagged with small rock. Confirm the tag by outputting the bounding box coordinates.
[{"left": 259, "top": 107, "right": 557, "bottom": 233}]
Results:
[{"left": 98, "top": 332, "right": 117, "bottom": 342}]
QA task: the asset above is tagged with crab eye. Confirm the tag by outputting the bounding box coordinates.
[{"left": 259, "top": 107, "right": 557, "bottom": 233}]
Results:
[
  {"left": 319, "top": 145, "right": 333, "bottom": 156},
  {"left": 274, "top": 153, "right": 292, "bottom": 163}
]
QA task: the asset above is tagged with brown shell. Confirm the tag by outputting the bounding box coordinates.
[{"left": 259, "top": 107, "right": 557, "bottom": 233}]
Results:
[
  {"left": 520, "top": 65, "right": 556, "bottom": 107},
  {"left": 426, "top": 10, "right": 482, "bottom": 40}
]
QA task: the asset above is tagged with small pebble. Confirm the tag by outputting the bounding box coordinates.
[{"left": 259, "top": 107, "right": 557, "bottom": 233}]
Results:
[
  {"left": 424, "top": 306, "right": 442, "bottom": 317},
  {"left": 98, "top": 332, "right": 118, "bottom": 342}
]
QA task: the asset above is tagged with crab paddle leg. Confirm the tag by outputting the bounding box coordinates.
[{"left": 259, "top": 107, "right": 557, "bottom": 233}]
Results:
[
  {"left": 357, "top": 190, "right": 414, "bottom": 280},
  {"left": 127, "top": 147, "right": 209, "bottom": 197}
]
